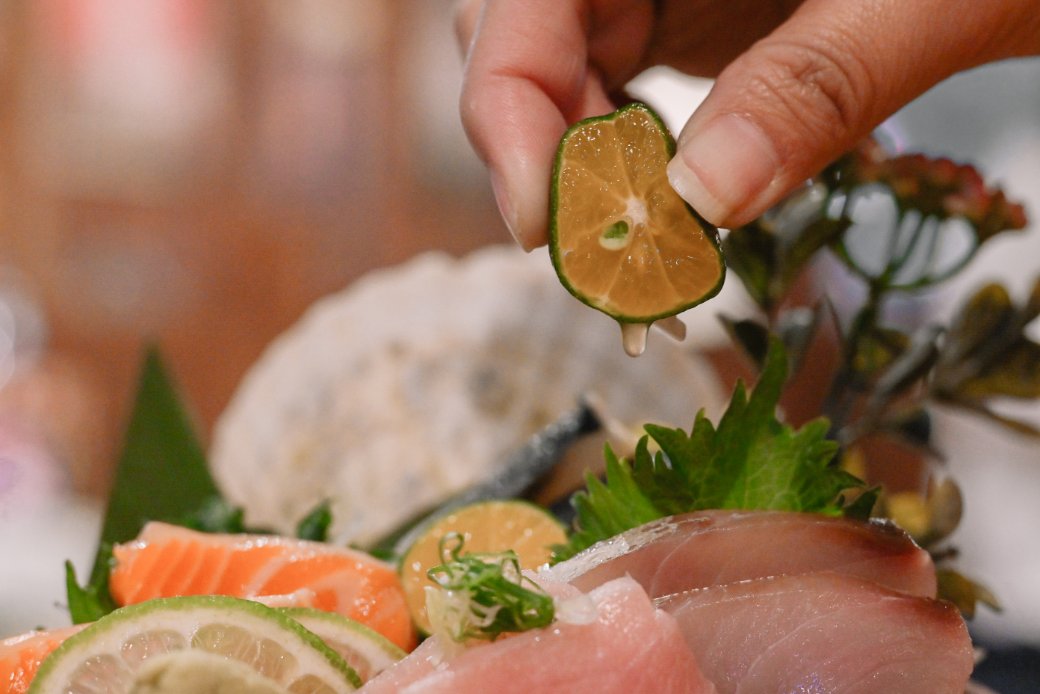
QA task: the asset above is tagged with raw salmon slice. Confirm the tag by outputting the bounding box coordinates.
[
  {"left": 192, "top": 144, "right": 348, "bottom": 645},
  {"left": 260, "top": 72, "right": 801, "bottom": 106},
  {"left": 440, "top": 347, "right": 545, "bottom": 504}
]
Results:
[
  {"left": 109, "top": 521, "right": 415, "bottom": 651},
  {"left": 657, "top": 572, "right": 974, "bottom": 694},
  {"left": 361, "top": 575, "right": 716, "bottom": 693},
  {"left": 549, "top": 510, "right": 936, "bottom": 598},
  {"left": 0, "top": 624, "right": 85, "bottom": 694}
]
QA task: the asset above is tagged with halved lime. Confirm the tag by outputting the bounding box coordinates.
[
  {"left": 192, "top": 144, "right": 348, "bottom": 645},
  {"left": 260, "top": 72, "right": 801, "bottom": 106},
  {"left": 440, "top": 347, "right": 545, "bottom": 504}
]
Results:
[
  {"left": 550, "top": 102, "right": 725, "bottom": 325},
  {"left": 29, "top": 595, "right": 361, "bottom": 693},
  {"left": 398, "top": 500, "right": 566, "bottom": 636},
  {"left": 280, "top": 608, "right": 405, "bottom": 683}
]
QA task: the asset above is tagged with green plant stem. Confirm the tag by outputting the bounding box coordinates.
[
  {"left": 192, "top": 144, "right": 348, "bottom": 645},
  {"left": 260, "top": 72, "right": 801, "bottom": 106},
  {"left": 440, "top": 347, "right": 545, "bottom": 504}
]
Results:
[
  {"left": 821, "top": 279, "right": 886, "bottom": 441},
  {"left": 919, "top": 217, "right": 942, "bottom": 281},
  {"left": 823, "top": 208, "right": 932, "bottom": 440},
  {"left": 885, "top": 212, "right": 928, "bottom": 283}
]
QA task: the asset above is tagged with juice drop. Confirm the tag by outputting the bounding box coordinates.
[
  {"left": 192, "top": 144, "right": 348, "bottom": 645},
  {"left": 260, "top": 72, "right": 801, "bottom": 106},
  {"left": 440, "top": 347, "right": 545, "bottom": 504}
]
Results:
[{"left": 620, "top": 322, "right": 650, "bottom": 357}]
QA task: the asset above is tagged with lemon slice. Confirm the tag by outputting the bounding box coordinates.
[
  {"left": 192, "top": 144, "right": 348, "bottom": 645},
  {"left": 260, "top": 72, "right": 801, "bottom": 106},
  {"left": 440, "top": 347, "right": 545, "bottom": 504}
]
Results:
[
  {"left": 280, "top": 608, "right": 405, "bottom": 683},
  {"left": 550, "top": 103, "right": 725, "bottom": 334},
  {"left": 399, "top": 500, "right": 567, "bottom": 636},
  {"left": 28, "top": 595, "right": 361, "bottom": 693}
]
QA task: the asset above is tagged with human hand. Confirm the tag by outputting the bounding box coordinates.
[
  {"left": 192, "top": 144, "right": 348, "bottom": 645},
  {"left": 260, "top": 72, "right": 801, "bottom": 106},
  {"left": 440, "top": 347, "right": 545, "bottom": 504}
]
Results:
[{"left": 456, "top": 0, "right": 1040, "bottom": 249}]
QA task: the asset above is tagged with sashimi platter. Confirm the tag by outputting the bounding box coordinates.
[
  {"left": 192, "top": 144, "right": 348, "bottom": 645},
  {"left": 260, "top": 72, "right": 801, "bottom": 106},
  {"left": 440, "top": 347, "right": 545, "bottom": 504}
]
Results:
[{"left": 4, "top": 107, "right": 1034, "bottom": 693}]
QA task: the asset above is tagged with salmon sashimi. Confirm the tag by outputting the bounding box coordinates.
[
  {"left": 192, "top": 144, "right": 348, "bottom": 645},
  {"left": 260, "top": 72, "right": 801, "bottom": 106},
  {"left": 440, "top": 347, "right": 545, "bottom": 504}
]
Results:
[
  {"left": 657, "top": 571, "right": 974, "bottom": 694},
  {"left": 0, "top": 624, "right": 85, "bottom": 694},
  {"left": 109, "top": 521, "right": 416, "bottom": 651},
  {"left": 548, "top": 510, "right": 936, "bottom": 598},
  {"left": 360, "top": 575, "right": 717, "bottom": 693}
]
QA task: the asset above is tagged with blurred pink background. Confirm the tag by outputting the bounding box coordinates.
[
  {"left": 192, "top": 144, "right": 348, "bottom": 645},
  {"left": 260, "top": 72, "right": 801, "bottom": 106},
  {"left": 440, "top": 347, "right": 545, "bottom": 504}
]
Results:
[{"left": 0, "top": 0, "right": 503, "bottom": 498}]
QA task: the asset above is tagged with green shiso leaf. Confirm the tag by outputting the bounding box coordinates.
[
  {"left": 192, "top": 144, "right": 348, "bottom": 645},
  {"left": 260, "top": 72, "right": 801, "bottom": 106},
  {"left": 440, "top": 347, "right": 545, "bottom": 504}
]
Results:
[
  {"left": 551, "top": 447, "right": 660, "bottom": 561},
  {"left": 65, "top": 555, "right": 115, "bottom": 624},
  {"left": 552, "top": 338, "right": 866, "bottom": 562}
]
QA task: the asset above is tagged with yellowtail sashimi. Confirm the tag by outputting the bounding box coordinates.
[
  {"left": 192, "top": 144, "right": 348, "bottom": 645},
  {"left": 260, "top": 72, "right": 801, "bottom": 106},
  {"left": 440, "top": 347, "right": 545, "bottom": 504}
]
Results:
[
  {"left": 657, "top": 572, "right": 973, "bottom": 694},
  {"left": 548, "top": 510, "right": 936, "bottom": 598},
  {"left": 362, "top": 576, "right": 715, "bottom": 693}
]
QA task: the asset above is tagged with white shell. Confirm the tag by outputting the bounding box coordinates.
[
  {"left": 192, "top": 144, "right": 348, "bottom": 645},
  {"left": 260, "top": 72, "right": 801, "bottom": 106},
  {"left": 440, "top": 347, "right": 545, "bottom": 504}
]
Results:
[{"left": 210, "top": 246, "right": 726, "bottom": 545}]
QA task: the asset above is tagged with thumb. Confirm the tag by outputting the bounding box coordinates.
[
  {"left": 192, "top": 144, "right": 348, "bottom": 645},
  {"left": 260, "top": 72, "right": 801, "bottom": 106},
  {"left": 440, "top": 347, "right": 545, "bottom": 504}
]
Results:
[{"left": 666, "top": 0, "right": 1040, "bottom": 228}]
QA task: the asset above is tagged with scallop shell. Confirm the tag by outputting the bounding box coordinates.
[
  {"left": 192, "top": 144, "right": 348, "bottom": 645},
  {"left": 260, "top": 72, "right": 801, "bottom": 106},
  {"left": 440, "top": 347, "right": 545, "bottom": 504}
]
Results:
[{"left": 210, "top": 245, "right": 727, "bottom": 545}]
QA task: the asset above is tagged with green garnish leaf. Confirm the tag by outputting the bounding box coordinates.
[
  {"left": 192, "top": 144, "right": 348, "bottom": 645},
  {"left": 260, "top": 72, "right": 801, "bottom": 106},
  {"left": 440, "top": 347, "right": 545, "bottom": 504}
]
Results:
[
  {"left": 295, "top": 499, "right": 334, "bottom": 541},
  {"left": 68, "top": 347, "right": 220, "bottom": 621},
  {"left": 174, "top": 497, "right": 278, "bottom": 535},
  {"left": 95, "top": 347, "right": 219, "bottom": 557},
  {"left": 722, "top": 208, "right": 850, "bottom": 313},
  {"left": 839, "top": 486, "right": 881, "bottom": 521},
  {"left": 936, "top": 568, "right": 1002, "bottom": 619},
  {"left": 935, "top": 278, "right": 1040, "bottom": 403},
  {"left": 718, "top": 315, "right": 770, "bottom": 368},
  {"left": 720, "top": 220, "right": 775, "bottom": 310},
  {"left": 426, "top": 533, "right": 555, "bottom": 643},
  {"left": 559, "top": 448, "right": 662, "bottom": 560},
  {"left": 553, "top": 338, "right": 867, "bottom": 562},
  {"left": 176, "top": 497, "right": 249, "bottom": 534},
  {"left": 65, "top": 552, "right": 116, "bottom": 624}
]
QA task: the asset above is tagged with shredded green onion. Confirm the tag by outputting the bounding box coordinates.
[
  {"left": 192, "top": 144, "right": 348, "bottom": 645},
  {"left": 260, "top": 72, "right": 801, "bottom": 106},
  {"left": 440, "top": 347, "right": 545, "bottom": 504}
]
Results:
[{"left": 425, "top": 532, "right": 555, "bottom": 643}]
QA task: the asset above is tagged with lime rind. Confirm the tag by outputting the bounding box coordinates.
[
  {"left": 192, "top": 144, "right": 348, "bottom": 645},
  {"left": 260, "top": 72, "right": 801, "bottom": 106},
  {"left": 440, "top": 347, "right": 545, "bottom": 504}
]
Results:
[
  {"left": 549, "top": 101, "right": 726, "bottom": 324},
  {"left": 29, "top": 595, "right": 362, "bottom": 693},
  {"left": 280, "top": 607, "right": 405, "bottom": 679}
]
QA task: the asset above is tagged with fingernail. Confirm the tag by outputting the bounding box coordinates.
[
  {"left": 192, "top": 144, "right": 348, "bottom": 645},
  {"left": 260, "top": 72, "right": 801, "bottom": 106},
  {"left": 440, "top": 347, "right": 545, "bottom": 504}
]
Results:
[
  {"left": 667, "top": 114, "right": 780, "bottom": 226},
  {"left": 489, "top": 171, "right": 525, "bottom": 247}
]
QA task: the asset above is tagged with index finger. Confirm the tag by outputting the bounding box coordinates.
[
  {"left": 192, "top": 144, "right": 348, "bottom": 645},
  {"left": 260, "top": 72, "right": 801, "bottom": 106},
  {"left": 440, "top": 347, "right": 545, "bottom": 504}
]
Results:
[{"left": 458, "top": 0, "right": 615, "bottom": 249}]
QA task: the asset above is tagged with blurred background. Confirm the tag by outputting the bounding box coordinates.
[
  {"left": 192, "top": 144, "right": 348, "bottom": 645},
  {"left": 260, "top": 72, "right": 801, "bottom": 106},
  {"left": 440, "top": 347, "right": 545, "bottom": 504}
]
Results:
[
  {"left": 0, "top": 0, "right": 503, "bottom": 502},
  {"left": 0, "top": 1, "right": 1037, "bottom": 687},
  {"left": 0, "top": 0, "right": 508, "bottom": 637}
]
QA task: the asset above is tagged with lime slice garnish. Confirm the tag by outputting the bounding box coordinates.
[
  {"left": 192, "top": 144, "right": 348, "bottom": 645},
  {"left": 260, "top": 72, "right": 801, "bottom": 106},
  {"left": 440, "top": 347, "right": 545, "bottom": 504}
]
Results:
[
  {"left": 28, "top": 595, "right": 361, "bottom": 693},
  {"left": 128, "top": 650, "right": 287, "bottom": 694},
  {"left": 550, "top": 102, "right": 725, "bottom": 333},
  {"left": 398, "top": 500, "right": 566, "bottom": 636},
  {"left": 279, "top": 608, "right": 405, "bottom": 683}
]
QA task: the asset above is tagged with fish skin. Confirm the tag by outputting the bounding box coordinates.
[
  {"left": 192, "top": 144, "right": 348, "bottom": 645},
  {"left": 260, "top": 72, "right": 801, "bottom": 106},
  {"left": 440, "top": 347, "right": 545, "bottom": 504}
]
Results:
[
  {"left": 360, "top": 576, "right": 716, "bottom": 693},
  {"left": 548, "top": 510, "right": 936, "bottom": 598},
  {"left": 657, "top": 572, "right": 974, "bottom": 694}
]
